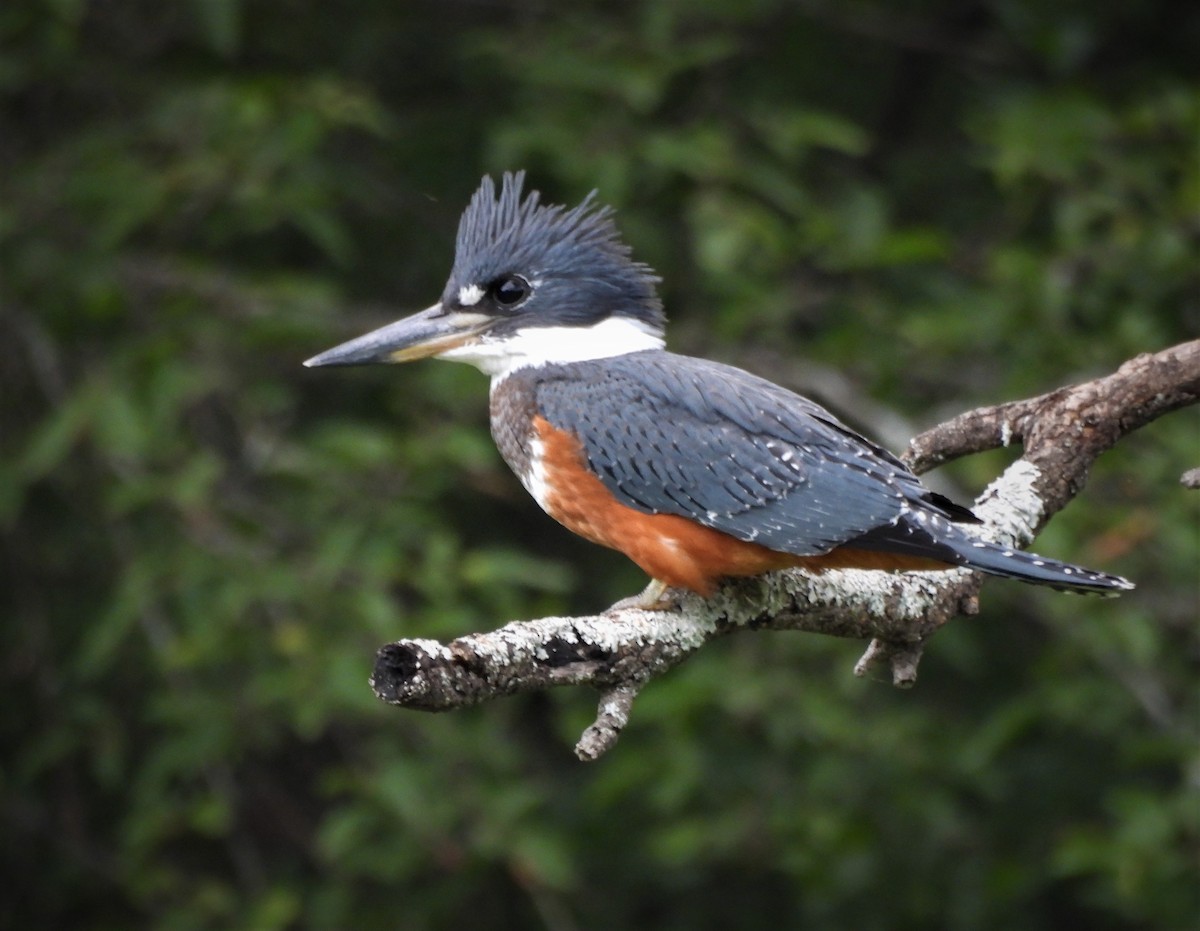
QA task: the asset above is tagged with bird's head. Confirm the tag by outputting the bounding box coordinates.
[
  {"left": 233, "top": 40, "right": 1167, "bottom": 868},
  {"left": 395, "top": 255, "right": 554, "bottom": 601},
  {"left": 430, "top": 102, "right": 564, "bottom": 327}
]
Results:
[{"left": 304, "top": 172, "right": 665, "bottom": 378}]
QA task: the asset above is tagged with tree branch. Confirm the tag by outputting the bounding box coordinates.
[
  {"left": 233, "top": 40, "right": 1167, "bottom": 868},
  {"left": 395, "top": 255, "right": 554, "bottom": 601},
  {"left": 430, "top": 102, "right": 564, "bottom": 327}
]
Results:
[{"left": 370, "top": 340, "right": 1200, "bottom": 760}]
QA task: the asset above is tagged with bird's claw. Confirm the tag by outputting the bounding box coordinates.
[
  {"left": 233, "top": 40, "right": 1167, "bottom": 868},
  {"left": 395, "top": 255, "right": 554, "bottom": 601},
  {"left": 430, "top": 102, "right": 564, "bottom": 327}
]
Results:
[{"left": 608, "top": 578, "right": 680, "bottom": 612}]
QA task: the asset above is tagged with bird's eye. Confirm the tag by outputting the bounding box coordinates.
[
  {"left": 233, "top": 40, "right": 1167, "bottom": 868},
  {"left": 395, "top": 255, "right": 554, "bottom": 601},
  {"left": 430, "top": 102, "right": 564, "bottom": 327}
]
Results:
[{"left": 491, "top": 275, "right": 531, "bottom": 308}]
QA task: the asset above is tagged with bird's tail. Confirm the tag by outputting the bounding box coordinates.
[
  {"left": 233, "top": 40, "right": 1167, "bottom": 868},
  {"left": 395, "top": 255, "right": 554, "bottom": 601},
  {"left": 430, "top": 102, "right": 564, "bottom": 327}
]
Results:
[
  {"left": 856, "top": 512, "right": 1135, "bottom": 595},
  {"left": 948, "top": 534, "right": 1135, "bottom": 595}
]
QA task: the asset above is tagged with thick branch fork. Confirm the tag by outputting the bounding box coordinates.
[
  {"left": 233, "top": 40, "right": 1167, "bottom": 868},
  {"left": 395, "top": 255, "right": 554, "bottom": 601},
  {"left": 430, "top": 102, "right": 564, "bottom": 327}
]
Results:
[{"left": 370, "top": 341, "right": 1199, "bottom": 759}]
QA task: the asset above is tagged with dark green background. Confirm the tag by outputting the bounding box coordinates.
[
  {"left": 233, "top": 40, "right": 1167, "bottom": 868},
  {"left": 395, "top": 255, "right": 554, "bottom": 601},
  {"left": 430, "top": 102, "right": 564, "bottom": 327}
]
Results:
[{"left": 3, "top": 1, "right": 1197, "bottom": 928}]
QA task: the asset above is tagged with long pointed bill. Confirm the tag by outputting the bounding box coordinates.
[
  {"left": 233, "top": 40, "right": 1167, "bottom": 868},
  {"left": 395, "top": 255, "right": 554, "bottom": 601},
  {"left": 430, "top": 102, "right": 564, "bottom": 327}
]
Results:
[{"left": 303, "top": 303, "right": 492, "bottom": 368}]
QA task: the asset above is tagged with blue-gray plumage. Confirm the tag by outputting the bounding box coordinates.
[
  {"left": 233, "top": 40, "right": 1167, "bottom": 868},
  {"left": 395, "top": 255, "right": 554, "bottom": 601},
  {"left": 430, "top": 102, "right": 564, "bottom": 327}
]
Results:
[
  {"left": 502, "top": 352, "right": 1130, "bottom": 593},
  {"left": 534, "top": 352, "right": 917, "bottom": 552},
  {"left": 306, "top": 171, "right": 1135, "bottom": 598}
]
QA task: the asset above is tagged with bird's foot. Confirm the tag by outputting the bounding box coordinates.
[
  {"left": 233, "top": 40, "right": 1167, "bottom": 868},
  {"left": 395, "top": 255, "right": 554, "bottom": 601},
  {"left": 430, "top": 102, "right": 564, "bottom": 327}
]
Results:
[{"left": 608, "top": 578, "right": 680, "bottom": 613}]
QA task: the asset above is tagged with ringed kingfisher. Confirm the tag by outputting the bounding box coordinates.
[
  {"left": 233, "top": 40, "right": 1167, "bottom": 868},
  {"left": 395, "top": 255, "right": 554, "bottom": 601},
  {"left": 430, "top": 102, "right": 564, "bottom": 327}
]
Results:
[{"left": 305, "top": 172, "right": 1133, "bottom": 604}]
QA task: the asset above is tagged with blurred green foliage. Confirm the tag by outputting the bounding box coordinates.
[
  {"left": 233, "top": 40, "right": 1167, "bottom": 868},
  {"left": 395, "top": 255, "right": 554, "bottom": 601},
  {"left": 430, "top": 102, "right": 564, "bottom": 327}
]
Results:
[{"left": 2, "top": 1, "right": 1197, "bottom": 928}]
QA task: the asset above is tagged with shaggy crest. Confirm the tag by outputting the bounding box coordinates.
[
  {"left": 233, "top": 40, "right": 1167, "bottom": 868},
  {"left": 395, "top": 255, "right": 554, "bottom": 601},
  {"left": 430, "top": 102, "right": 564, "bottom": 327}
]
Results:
[{"left": 447, "top": 172, "right": 664, "bottom": 331}]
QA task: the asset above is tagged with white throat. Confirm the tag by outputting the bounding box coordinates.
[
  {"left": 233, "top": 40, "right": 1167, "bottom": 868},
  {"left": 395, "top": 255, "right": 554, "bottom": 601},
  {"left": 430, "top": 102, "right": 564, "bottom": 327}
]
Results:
[{"left": 435, "top": 316, "right": 665, "bottom": 382}]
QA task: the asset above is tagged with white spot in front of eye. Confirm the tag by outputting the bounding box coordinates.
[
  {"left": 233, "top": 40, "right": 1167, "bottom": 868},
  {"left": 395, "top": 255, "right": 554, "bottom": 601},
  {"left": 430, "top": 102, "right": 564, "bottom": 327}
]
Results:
[{"left": 459, "top": 283, "right": 485, "bottom": 306}]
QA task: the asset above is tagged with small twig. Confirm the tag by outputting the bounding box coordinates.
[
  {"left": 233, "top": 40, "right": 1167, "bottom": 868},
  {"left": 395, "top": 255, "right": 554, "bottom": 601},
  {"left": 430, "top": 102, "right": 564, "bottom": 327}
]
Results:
[
  {"left": 576, "top": 684, "right": 641, "bottom": 761},
  {"left": 851, "top": 638, "right": 913, "bottom": 685}
]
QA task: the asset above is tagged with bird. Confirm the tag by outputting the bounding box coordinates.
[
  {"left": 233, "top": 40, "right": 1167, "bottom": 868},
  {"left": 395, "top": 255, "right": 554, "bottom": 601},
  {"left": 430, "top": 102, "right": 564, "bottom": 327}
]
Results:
[{"left": 304, "top": 171, "right": 1134, "bottom": 605}]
